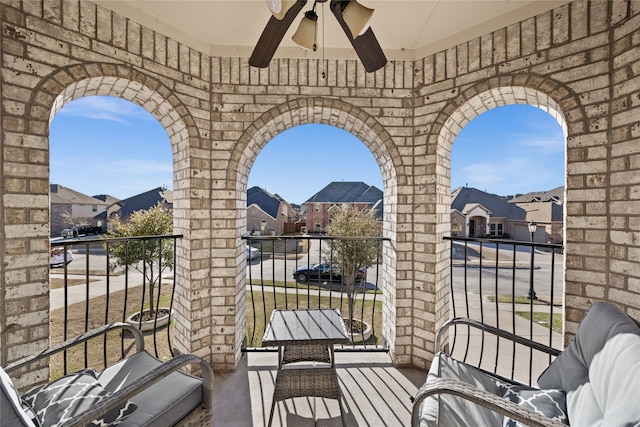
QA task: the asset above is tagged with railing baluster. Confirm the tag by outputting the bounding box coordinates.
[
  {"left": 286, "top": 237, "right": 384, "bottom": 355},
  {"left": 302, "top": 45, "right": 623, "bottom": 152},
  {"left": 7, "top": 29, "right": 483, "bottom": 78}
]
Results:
[
  {"left": 50, "top": 235, "right": 181, "bottom": 374},
  {"left": 493, "top": 242, "right": 500, "bottom": 374},
  {"left": 104, "top": 241, "right": 110, "bottom": 369},
  {"left": 549, "top": 247, "right": 557, "bottom": 366},
  {"left": 168, "top": 237, "right": 177, "bottom": 357},
  {"left": 511, "top": 244, "right": 517, "bottom": 381},
  {"left": 84, "top": 242, "right": 90, "bottom": 369},
  {"left": 528, "top": 245, "right": 535, "bottom": 384},
  {"left": 241, "top": 234, "right": 389, "bottom": 352},
  {"left": 444, "top": 236, "right": 564, "bottom": 384}
]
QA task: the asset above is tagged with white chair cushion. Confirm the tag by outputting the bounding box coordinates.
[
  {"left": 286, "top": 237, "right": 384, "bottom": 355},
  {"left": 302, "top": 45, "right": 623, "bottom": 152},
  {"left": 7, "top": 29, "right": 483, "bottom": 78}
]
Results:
[
  {"left": 538, "top": 302, "right": 640, "bottom": 426},
  {"left": 0, "top": 366, "right": 36, "bottom": 427},
  {"left": 419, "top": 352, "right": 504, "bottom": 427}
]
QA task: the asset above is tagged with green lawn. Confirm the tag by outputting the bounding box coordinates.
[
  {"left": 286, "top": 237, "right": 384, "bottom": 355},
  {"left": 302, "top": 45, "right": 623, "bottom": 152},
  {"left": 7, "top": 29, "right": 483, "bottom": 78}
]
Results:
[
  {"left": 516, "top": 311, "right": 563, "bottom": 334},
  {"left": 248, "top": 279, "right": 382, "bottom": 294}
]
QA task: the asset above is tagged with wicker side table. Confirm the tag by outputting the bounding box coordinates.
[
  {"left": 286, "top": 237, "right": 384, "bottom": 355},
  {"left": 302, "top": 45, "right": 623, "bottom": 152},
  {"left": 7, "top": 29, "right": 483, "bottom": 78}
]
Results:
[{"left": 262, "top": 309, "right": 350, "bottom": 426}]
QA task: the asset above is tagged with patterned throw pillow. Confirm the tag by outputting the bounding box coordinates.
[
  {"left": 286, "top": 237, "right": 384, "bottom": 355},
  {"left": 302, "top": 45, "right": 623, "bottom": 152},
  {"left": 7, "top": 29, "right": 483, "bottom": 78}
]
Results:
[
  {"left": 21, "top": 369, "right": 137, "bottom": 427},
  {"left": 498, "top": 383, "right": 569, "bottom": 427}
]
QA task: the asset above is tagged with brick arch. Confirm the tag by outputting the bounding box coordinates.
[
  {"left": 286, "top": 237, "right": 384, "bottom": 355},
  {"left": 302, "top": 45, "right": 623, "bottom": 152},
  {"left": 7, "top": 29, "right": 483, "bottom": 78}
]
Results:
[
  {"left": 25, "top": 63, "right": 204, "bottom": 358},
  {"left": 434, "top": 75, "right": 581, "bottom": 153},
  {"left": 233, "top": 96, "right": 404, "bottom": 359},
  {"left": 27, "top": 63, "right": 201, "bottom": 156},
  {"left": 233, "top": 97, "right": 402, "bottom": 187},
  {"left": 424, "top": 75, "right": 585, "bottom": 357}
]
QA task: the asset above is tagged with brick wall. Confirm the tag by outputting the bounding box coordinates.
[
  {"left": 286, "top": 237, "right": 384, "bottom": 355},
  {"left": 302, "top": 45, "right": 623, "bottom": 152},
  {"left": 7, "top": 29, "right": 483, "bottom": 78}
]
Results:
[{"left": 1, "top": 0, "right": 639, "bottom": 379}]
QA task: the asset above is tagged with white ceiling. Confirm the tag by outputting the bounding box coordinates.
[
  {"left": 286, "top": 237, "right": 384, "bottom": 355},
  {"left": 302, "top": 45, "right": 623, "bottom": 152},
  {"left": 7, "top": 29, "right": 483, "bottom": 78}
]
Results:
[{"left": 97, "top": 0, "right": 570, "bottom": 62}]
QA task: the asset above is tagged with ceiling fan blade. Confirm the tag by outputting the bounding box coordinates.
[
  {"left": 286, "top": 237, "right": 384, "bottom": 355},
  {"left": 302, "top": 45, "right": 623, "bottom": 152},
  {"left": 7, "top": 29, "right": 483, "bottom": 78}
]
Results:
[
  {"left": 249, "top": 0, "right": 307, "bottom": 68},
  {"left": 330, "top": 0, "right": 387, "bottom": 73}
]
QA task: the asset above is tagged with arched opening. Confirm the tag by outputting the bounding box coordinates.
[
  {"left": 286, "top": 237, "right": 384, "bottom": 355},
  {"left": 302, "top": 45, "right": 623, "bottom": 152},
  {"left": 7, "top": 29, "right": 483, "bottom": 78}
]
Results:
[
  {"left": 431, "top": 86, "right": 569, "bottom": 378},
  {"left": 451, "top": 104, "right": 566, "bottom": 242},
  {"left": 244, "top": 123, "right": 385, "bottom": 346},
  {"left": 235, "top": 98, "right": 403, "bottom": 362},
  {"left": 35, "top": 70, "right": 203, "bottom": 366},
  {"left": 49, "top": 95, "right": 172, "bottom": 236}
]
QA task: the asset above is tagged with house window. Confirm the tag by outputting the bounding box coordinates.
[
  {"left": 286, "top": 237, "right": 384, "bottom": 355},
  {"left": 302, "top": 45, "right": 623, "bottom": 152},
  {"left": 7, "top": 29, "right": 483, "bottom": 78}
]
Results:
[
  {"left": 315, "top": 204, "right": 321, "bottom": 212},
  {"left": 92, "top": 205, "right": 97, "bottom": 212},
  {"left": 490, "top": 223, "right": 503, "bottom": 236}
]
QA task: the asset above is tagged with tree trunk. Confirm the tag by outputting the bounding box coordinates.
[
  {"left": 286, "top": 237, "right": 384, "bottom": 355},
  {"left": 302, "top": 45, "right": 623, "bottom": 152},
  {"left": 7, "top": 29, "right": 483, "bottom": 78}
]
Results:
[{"left": 148, "top": 262, "right": 155, "bottom": 316}]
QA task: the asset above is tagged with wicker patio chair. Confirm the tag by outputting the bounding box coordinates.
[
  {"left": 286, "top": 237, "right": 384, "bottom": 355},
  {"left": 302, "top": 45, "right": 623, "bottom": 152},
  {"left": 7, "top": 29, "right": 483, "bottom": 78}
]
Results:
[
  {"left": 412, "top": 302, "right": 640, "bottom": 427},
  {"left": 1, "top": 322, "right": 213, "bottom": 427}
]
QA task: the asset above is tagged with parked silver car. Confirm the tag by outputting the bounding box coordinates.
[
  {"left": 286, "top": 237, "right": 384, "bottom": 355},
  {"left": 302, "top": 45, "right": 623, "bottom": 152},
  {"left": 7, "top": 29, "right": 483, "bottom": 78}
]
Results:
[
  {"left": 50, "top": 247, "right": 73, "bottom": 268},
  {"left": 246, "top": 246, "right": 260, "bottom": 260}
]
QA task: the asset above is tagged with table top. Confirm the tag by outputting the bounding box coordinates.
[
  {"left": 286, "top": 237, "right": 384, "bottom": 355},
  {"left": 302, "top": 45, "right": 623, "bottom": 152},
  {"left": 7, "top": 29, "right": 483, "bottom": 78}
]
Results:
[{"left": 262, "top": 309, "right": 350, "bottom": 347}]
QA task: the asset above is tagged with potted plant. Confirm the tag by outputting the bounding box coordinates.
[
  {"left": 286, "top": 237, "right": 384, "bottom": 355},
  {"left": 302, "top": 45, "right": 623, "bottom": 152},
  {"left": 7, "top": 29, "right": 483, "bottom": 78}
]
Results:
[{"left": 324, "top": 206, "right": 381, "bottom": 343}]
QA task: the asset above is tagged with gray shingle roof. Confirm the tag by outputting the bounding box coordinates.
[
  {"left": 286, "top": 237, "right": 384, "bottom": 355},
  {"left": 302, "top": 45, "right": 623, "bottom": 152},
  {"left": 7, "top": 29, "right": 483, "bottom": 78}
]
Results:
[
  {"left": 115, "top": 187, "right": 172, "bottom": 218},
  {"left": 50, "top": 184, "right": 108, "bottom": 206},
  {"left": 305, "top": 182, "right": 383, "bottom": 204},
  {"left": 508, "top": 186, "right": 565, "bottom": 203},
  {"left": 451, "top": 187, "right": 526, "bottom": 220},
  {"left": 247, "top": 186, "right": 282, "bottom": 218},
  {"left": 93, "top": 194, "right": 121, "bottom": 205}
]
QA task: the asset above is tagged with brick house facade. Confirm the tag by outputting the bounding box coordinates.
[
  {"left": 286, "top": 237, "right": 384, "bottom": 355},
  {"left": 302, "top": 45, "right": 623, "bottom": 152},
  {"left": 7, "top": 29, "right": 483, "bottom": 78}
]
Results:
[
  {"left": 304, "top": 182, "right": 383, "bottom": 233},
  {"left": 451, "top": 186, "right": 564, "bottom": 243},
  {"left": 1, "top": 1, "right": 639, "bottom": 381}
]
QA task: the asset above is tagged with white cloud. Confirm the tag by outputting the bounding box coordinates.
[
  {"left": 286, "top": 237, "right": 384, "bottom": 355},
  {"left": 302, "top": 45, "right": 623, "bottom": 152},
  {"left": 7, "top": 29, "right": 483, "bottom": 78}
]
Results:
[
  {"left": 57, "top": 96, "right": 154, "bottom": 124},
  {"left": 516, "top": 134, "right": 565, "bottom": 153}
]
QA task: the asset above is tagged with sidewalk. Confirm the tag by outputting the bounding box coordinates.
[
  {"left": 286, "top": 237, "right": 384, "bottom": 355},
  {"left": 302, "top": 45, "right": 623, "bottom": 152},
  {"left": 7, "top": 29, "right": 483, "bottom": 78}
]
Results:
[
  {"left": 49, "top": 270, "right": 147, "bottom": 310},
  {"left": 447, "top": 295, "right": 563, "bottom": 384}
]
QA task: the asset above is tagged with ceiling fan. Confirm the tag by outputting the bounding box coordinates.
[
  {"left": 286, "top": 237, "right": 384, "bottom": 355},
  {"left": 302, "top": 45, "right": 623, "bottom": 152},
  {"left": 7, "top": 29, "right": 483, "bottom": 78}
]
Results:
[{"left": 249, "top": 0, "right": 387, "bottom": 73}]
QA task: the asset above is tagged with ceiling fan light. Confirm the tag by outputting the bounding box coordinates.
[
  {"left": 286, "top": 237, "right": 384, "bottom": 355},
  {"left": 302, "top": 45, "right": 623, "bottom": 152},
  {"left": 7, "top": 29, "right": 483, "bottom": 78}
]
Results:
[
  {"left": 292, "top": 10, "right": 318, "bottom": 50},
  {"left": 266, "top": 0, "right": 297, "bottom": 20},
  {"left": 342, "top": 1, "right": 374, "bottom": 38}
]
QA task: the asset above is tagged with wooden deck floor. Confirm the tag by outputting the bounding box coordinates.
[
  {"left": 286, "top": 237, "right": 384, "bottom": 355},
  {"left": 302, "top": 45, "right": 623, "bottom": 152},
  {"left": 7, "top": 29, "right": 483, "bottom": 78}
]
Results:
[{"left": 212, "top": 351, "right": 424, "bottom": 426}]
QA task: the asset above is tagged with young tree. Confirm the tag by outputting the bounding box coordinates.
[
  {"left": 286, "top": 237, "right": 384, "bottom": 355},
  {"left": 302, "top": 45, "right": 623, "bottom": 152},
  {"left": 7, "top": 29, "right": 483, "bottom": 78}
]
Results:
[
  {"left": 324, "top": 206, "right": 382, "bottom": 331},
  {"left": 107, "top": 203, "right": 173, "bottom": 319}
]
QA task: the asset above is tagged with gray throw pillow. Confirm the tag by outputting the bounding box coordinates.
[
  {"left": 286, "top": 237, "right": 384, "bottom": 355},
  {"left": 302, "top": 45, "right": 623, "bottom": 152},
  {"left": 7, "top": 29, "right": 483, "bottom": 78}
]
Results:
[
  {"left": 498, "top": 383, "right": 569, "bottom": 427},
  {"left": 21, "top": 369, "right": 137, "bottom": 427}
]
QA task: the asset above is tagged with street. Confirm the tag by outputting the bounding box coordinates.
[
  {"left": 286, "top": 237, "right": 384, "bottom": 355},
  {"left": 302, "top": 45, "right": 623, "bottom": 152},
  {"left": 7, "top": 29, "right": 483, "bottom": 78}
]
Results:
[{"left": 53, "top": 240, "right": 564, "bottom": 308}]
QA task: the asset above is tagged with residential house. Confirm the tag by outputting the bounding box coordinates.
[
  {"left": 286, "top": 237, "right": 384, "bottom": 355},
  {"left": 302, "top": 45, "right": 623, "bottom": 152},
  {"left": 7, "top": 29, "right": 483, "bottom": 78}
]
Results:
[
  {"left": 509, "top": 186, "right": 565, "bottom": 244},
  {"left": 49, "top": 184, "right": 108, "bottom": 237},
  {"left": 451, "top": 187, "right": 526, "bottom": 239},
  {"left": 247, "top": 186, "right": 298, "bottom": 235},
  {"left": 451, "top": 186, "right": 564, "bottom": 243},
  {"left": 305, "top": 182, "right": 383, "bottom": 233},
  {"left": 105, "top": 187, "right": 173, "bottom": 227}
]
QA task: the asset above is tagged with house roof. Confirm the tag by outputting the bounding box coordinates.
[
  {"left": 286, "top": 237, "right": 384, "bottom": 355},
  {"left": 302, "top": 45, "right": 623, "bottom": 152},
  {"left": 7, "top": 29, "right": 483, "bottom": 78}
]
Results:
[
  {"left": 93, "top": 194, "right": 121, "bottom": 206},
  {"left": 451, "top": 187, "right": 526, "bottom": 220},
  {"left": 50, "top": 184, "right": 108, "bottom": 206},
  {"left": 114, "top": 187, "right": 173, "bottom": 218},
  {"left": 247, "top": 186, "right": 283, "bottom": 219},
  {"left": 508, "top": 186, "right": 565, "bottom": 203},
  {"left": 305, "top": 182, "right": 383, "bottom": 204}
]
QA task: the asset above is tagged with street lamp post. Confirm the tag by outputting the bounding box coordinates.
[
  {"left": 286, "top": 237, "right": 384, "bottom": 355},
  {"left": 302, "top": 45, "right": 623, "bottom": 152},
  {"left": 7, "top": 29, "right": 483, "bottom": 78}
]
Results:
[{"left": 527, "top": 221, "right": 538, "bottom": 300}]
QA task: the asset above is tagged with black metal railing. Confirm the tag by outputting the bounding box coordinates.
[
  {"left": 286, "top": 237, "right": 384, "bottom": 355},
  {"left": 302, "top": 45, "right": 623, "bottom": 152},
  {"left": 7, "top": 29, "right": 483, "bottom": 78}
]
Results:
[
  {"left": 242, "top": 234, "right": 388, "bottom": 351},
  {"left": 49, "top": 235, "right": 180, "bottom": 378},
  {"left": 443, "top": 236, "right": 564, "bottom": 385}
]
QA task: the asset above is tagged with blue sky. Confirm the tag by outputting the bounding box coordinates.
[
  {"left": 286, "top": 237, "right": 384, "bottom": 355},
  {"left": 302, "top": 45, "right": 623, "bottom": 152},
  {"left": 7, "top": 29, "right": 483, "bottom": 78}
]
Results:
[{"left": 50, "top": 96, "right": 565, "bottom": 204}]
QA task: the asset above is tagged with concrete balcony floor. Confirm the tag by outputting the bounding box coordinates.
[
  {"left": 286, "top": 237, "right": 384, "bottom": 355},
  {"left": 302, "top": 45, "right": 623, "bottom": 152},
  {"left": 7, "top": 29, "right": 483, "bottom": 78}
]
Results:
[{"left": 213, "top": 351, "right": 424, "bottom": 426}]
